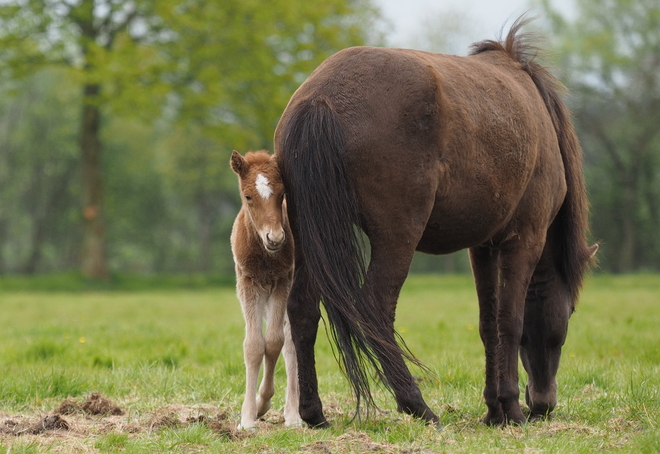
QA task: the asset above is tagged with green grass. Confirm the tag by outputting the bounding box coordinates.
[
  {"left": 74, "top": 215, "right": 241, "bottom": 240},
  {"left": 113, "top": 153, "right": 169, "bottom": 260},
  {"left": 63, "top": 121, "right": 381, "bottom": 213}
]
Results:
[{"left": 0, "top": 274, "right": 658, "bottom": 452}]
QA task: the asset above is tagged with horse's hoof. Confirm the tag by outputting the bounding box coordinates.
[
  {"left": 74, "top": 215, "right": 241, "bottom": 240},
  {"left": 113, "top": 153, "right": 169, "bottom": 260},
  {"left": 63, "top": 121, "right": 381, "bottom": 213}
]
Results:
[
  {"left": 504, "top": 409, "right": 527, "bottom": 426},
  {"left": 482, "top": 413, "right": 505, "bottom": 426},
  {"left": 305, "top": 419, "right": 331, "bottom": 429},
  {"left": 301, "top": 408, "right": 330, "bottom": 429},
  {"left": 527, "top": 413, "right": 544, "bottom": 423},
  {"left": 431, "top": 420, "right": 444, "bottom": 432},
  {"left": 482, "top": 405, "right": 506, "bottom": 426},
  {"left": 527, "top": 410, "right": 552, "bottom": 422}
]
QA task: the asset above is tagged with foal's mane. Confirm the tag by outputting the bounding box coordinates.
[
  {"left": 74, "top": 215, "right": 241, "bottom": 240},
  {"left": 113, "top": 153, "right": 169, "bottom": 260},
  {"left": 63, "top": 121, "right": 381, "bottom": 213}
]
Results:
[
  {"left": 243, "top": 150, "right": 273, "bottom": 166},
  {"left": 238, "top": 150, "right": 282, "bottom": 186},
  {"left": 470, "top": 16, "right": 592, "bottom": 301}
]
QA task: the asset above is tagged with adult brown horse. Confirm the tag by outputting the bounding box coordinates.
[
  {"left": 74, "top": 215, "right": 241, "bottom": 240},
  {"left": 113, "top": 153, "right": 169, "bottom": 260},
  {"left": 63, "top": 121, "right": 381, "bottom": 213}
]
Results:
[{"left": 275, "top": 18, "right": 596, "bottom": 428}]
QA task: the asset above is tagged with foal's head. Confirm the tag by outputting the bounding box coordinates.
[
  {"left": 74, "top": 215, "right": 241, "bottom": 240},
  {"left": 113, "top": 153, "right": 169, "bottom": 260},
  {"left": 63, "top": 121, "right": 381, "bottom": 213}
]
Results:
[{"left": 231, "top": 150, "right": 288, "bottom": 252}]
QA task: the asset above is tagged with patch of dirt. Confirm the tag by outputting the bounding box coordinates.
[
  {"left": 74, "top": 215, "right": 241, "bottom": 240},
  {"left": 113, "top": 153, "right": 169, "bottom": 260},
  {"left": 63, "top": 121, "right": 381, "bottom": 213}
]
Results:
[
  {"left": 82, "top": 392, "right": 124, "bottom": 416},
  {"left": 145, "top": 405, "right": 247, "bottom": 441},
  {"left": 55, "top": 392, "right": 124, "bottom": 416},
  {"left": 147, "top": 412, "right": 183, "bottom": 431},
  {"left": 1, "top": 414, "right": 70, "bottom": 436},
  {"left": 0, "top": 392, "right": 243, "bottom": 444},
  {"left": 24, "top": 414, "right": 71, "bottom": 435},
  {"left": 301, "top": 430, "right": 399, "bottom": 453}
]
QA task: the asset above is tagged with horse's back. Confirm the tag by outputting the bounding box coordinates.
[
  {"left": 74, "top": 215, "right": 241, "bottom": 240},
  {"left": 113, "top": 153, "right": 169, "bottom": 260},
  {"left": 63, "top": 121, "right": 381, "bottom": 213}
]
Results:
[{"left": 277, "top": 46, "right": 565, "bottom": 252}]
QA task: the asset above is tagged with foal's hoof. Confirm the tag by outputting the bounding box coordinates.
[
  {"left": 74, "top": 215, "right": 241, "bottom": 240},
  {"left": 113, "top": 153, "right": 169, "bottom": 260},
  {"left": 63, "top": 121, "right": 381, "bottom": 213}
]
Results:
[
  {"left": 284, "top": 413, "right": 303, "bottom": 428},
  {"left": 256, "top": 398, "right": 271, "bottom": 418},
  {"left": 237, "top": 422, "right": 259, "bottom": 431},
  {"left": 284, "top": 419, "right": 304, "bottom": 428}
]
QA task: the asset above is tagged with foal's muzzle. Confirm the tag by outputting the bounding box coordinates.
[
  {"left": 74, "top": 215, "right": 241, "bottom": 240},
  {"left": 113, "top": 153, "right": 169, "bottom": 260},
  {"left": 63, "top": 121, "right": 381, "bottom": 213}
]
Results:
[{"left": 264, "top": 230, "right": 286, "bottom": 252}]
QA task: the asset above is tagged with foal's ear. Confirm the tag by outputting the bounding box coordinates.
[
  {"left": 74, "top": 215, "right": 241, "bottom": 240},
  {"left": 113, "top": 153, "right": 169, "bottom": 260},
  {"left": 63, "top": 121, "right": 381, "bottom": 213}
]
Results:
[{"left": 230, "top": 150, "right": 247, "bottom": 176}]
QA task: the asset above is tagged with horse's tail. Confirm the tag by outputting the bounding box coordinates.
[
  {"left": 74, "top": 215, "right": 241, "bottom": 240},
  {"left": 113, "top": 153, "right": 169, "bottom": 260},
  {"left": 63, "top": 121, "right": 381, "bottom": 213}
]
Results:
[
  {"left": 277, "top": 96, "right": 400, "bottom": 416},
  {"left": 534, "top": 78, "right": 594, "bottom": 302},
  {"left": 472, "top": 16, "right": 595, "bottom": 301}
]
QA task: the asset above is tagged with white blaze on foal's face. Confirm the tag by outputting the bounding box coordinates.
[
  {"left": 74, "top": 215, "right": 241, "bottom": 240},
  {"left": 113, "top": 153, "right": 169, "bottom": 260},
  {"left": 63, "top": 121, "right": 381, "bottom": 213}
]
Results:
[
  {"left": 255, "top": 173, "right": 273, "bottom": 200},
  {"left": 250, "top": 171, "right": 285, "bottom": 251}
]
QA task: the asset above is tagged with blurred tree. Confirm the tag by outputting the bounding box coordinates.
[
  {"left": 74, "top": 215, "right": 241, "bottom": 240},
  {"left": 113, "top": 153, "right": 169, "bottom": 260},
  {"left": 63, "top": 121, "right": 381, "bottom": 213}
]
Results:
[
  {"left": 149, "top": 0, "right": 381, "bottom": 273},
  {"left": 0, "top": 0, "right": 172, "bottom": 279},
  {"left": 0, "top": 70, "right": 80, "bottom": 273},
  {"left": 542, "top": 0, "right": 660, "bottom": 272},
  {"left": 0, "top": 0, "right": 381, "bottom": 276}
]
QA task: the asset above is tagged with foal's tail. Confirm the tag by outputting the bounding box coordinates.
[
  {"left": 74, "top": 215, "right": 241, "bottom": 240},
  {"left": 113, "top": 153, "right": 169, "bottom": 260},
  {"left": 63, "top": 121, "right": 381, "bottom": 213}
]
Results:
[
  {"left": 276, "top": 97, "right": 399, "bottom": 416},
  {"left": 473, "top": 16, "right": 595, "bottom": 301}
]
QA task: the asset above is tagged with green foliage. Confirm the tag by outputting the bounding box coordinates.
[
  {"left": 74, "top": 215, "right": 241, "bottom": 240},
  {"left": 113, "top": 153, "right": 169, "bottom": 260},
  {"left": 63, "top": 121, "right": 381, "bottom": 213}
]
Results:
[
  {"left": 0, "top": 69, "right": 81, "bottom": 273},
  {"left": 0, "top": 0, "right": 382, "bottom": 275},
  {"left": 541, "top": 0, "right": 660, "bottom": 272}
]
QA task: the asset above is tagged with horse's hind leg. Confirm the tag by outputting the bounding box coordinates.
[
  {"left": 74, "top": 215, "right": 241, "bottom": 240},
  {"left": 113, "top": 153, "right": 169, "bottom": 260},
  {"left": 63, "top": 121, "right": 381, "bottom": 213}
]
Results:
[
  {"left": 469, "top": 246, "right": 505, "bottom": 425},
  {"left": 287, "top": 262, "right": 328, "bottom": 428},
  {"left": 520, "top": 239, "right": 572, "bottom": 419},
  {"left": 238, "top": 283, "right": 267, "bottom": 430},
  {"left": 363, "top": 240, "right": 439, "bottom": 425}
]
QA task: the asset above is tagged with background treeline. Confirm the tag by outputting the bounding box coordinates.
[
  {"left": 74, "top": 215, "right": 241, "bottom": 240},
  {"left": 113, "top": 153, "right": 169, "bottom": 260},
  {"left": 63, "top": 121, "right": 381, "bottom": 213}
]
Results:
[{"left": 0, "top": 0, "right": 658, "bottom": 278}]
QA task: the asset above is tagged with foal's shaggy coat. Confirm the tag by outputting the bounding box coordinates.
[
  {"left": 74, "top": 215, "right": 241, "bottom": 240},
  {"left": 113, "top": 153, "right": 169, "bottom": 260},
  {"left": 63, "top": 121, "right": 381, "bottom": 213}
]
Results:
[{"left": 230, "top": 150, "right": 300, "bottom": 430}]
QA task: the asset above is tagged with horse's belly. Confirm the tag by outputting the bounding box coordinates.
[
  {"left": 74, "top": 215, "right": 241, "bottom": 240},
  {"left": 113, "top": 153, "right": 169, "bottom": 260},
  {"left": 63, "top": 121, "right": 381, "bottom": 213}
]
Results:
[
  {"left": 416, "top": 200, "right": 511, "bottom": 255},
  {"left": 416, "top": 223, "right": 484, "bottom": 255}
]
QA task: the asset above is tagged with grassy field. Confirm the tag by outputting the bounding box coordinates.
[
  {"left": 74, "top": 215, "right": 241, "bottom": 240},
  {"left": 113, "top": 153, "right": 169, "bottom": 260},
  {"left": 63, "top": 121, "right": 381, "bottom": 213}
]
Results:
[{"left": 0, "top": 274, "right": 658, "bottom": 453}]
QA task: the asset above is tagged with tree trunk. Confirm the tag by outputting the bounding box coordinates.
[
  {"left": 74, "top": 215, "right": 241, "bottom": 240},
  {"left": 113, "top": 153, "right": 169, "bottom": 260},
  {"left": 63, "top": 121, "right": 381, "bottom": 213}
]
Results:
[{"left": 80, "top": 83, "right": 109, "bottom": 280}]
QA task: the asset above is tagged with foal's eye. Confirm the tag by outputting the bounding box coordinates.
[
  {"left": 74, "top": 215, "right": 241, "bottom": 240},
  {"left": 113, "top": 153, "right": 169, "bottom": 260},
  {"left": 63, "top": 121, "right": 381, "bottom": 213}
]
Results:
[{"left": 245, "top": 195, "right": 252, "bottom": 201}]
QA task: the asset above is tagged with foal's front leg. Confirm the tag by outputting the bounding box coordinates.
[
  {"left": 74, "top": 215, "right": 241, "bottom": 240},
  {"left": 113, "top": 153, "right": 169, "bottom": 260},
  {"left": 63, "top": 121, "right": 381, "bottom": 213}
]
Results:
[
  {"left": 239, "top": 285, "right": 267, "bottom": 430},
  {"left": 256, "top": 288, "right": 288, "bottom": 419}
]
